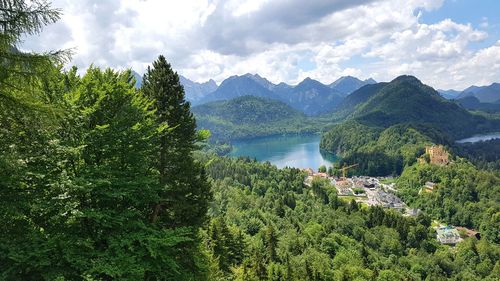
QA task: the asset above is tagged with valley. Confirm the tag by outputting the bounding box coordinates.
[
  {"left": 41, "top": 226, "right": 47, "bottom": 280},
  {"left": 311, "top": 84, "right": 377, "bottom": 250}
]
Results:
[
  {"left": 4, "top": 1, "right": 500, "bottom": 280},
  {"left": 191, "top": 74, "right": 500, "bottom": 178}
]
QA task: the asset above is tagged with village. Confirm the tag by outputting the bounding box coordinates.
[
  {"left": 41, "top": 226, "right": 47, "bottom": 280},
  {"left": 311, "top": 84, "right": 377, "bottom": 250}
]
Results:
[
  {"left": 303, "top": 170, "right": 419, "bottom": 216},
  {"left": 303, "top": 145, "right": 481, "bottom": 246}
]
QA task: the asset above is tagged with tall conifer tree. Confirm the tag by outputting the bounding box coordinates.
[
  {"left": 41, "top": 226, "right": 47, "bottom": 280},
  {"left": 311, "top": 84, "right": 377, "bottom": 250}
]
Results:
[{"left": 141, "top": 55, "right": 211, "bottom": 228}]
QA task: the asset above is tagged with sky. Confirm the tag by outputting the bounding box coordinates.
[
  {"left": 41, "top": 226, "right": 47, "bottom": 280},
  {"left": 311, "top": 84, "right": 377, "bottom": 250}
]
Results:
[{"left": 22, "top": 0, "right": 500, "bottom": 90}]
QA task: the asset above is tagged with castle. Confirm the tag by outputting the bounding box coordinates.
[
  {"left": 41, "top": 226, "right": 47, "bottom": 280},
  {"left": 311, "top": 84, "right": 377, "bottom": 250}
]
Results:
[{"left": 425, "top": 145, "right": 449, "bottom": 165}]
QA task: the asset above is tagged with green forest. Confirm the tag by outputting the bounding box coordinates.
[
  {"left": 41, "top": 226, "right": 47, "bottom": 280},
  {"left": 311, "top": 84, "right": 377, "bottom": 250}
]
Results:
[
  {"left": 319, "top": 121, "right": 454, "bottom": 176},
  {"left": 1, "top": 1, "right": 499, "bottom": 280},
  {"left": 193, "top": 96, "right": 323, "bottom": 141},
  {"left": 396, "top": 160, "right": 499, "bottom": 243},
  {"left": 198, "top": 156, "right": 500, "bottom": 280}
]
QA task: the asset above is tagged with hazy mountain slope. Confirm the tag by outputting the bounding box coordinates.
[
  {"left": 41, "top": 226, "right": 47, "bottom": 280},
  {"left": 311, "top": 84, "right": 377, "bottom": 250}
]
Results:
[
  {"left": 275, "top": 77, "right": 344, "bottom": 115},
  {"left": 329, "top": 76, "right": 377, "bottom": 96},
  {"left": 473, "top": 83, "right": 500, "bottom": 103},
  {"left": 438, "top": 89, "right": 461, "bottom": 99},
  {"left": 456, "top": 96, "right": 500, "bottom": 112},
  {"left": 179, "top": 75, "right": 218, "bottom": 105},
  {"left": 200, "top": 75, "right": 277, "bottom": 104},
  {"left": 243, "top": 73, "right": 276, "bottom": 91},
  {"left": 458, "top": 83, "right": 500, "bottom": 103}
]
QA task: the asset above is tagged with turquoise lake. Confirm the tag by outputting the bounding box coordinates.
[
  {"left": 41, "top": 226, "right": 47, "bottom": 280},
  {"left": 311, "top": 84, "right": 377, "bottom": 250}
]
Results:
[{"left": 228, "top": 134, "right": 337, "bottom": 169}]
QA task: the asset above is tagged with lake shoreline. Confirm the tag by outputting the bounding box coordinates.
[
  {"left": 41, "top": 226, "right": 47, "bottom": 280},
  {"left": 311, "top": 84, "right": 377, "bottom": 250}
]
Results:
[{"left": 456, "top": 132, "right": 500, "bottom": 144}]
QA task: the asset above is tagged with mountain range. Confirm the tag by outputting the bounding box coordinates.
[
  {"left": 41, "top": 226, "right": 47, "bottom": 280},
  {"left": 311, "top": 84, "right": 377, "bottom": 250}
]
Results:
[
  {"left": 179, "top": 76, "right": 218, "bottom": 104},
  {"left": 439, "top": 83, "right": 500, "bottom": 104},
  {"left": 132, "top": 70, "right": 377, "bottom": 115},
  {"left": 458, "top": 83, "right": 500, "bottom": 103},
  {"left": 199, "top": 73, "right": 376, "bottom": 115},
  {"left": 192, "top": 75, "right": 500, "bottom": 142},
  {"left": 133, "top": 69, "right": 499, "bottom": 116},
  {"left": 437, "top": 89, "right": 462, "bottom": 100}
]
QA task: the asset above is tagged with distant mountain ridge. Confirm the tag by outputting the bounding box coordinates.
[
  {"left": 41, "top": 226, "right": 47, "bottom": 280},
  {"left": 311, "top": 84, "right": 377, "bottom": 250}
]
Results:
[
  {"left": 437, "top": 89, "right": 461, "bottom": 100},
  {"left": 275, "top": 77, "right": 344, "bottom": 115},
  {"left": 458, "top": 83, "right": 500, "bottom": 103},
  {"left": 134, "top": 70, "right": 376, "bottom": 115},
  {"left": 179, "top": 76, "right": 218, "bottom": 105},
  {"left": 439, "top": 83, "right": 500, "bottom": 104},
  {"left": 455, "top": 96, "right": 500, "bottom": 112},
  {"left": 199, "top": 73, "right": 375, "bottom": 115}
]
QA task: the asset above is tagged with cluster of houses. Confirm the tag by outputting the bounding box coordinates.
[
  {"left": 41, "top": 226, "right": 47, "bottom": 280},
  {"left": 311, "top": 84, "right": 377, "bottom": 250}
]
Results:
[
  {"left": 303, "top": 168, "right": 481, "bottom": 245},
  {"left": 303, "top": 170, "right": 420, "bottom": 216}
]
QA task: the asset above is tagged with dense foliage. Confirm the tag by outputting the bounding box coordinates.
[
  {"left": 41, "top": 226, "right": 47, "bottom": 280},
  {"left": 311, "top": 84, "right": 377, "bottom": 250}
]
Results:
[
  {"left": 198, "top": 156, "right": 500, "bottom": 280},
  {"left": 397, "top": 160, "right": 500, "bottom": 243},
  {"left": 1, "top": 63, "right": 212, "bottom": 279},
  {"left": 454, "top": 139, "right": 500, "bottom": 170},
  {"left": 193, "top": 96, "right": 323, "bottom": 141},
  {"left": 0, "top": 4, "right": 211, "bottom": 277},
  {"left": 320, "top": 121, "right": 452, "bottom": 176}
]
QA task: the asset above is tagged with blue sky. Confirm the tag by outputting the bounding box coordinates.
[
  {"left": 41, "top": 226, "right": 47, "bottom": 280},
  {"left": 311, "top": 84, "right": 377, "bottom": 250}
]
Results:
[
  {"left": 24, "top": 0, "right": 500, "bottom": 90},
  {"left": 420, "top": 0, "right": 499, "bottom": 49}
]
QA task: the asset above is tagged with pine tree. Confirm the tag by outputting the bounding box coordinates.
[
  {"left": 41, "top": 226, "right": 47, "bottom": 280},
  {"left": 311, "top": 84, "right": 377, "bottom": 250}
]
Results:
[
  {"left": 141, "top": 55, "right": 211, "bottom": 228},
  {"left": 265, "top": 224, "right": 279, "bottom": 262},
  {"left": 1, "top": 0, "right": 70, "bottom": 95}
]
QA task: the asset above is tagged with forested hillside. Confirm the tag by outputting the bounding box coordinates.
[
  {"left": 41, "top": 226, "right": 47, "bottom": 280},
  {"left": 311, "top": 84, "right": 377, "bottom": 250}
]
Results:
[
  {"left": 193, "top": 96, "right": 323, "bottom": 141},
  {"left": 320, "top": 121, "right": 454, "bottom": 175},
  {"left": 351, "top": 76, "right": 498, "bottom": 139},
  {"left": 396, "top": 160, "right": 500, "bottom": 243},
  {"left": 320, "top": 76, "right": 500, "bottom": 175},
  {"left": 197, "top": 155, "right": 500, "bottom": 280},
  {"left": 330, "top": 83, "right": 388, "bottom": 119}
]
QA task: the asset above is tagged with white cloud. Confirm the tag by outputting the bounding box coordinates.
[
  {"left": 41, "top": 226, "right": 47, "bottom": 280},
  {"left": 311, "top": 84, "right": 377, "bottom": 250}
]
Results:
[{"left": 21, "top": 0, "right": 499, "bottom": 89}]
